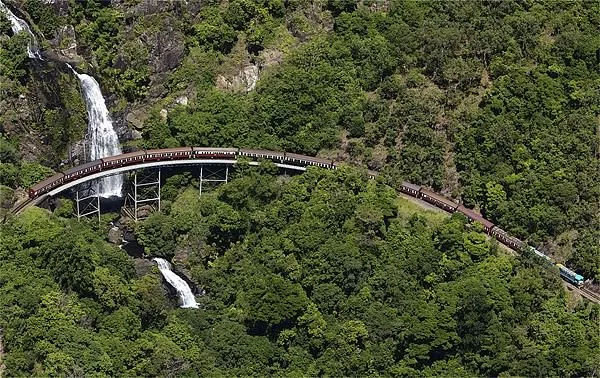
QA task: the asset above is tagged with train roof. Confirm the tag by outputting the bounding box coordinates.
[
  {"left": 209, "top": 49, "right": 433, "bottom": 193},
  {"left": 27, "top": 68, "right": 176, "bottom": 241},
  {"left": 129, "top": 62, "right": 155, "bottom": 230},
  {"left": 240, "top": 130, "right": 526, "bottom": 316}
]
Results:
[
  {"left": 456, "top": 205, "right": 494, "bottom": 228},
  {"left": 29, "top": 172, "right": 64, "bottom": 191},
  {"left": 402, "top": 181, "right": 421, "bottom": 191},
  {"left": 240, "top": 148, "right": 285, "bottom": 157},
  {"left": 147, "top": 147, "right": 192, "bottom": 154},
  {"left": 62, "top": 160, "right": 102, "bottom": 175},
  {"left": 192, "top": 147, "right": 237, "bottom": 152},
  {"left": 420, "top": 188, "right": 459, "bottom": 208},
  {"left": 285, "top": 152, "right": 331, "bottom": 164},
  {"left": 102, "top": 150, "right": 146, "bottom": 162}
]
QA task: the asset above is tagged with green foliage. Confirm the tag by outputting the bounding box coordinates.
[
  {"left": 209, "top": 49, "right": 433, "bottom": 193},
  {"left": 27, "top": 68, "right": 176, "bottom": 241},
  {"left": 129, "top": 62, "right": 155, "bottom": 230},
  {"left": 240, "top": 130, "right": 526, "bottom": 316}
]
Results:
[
  {"left": 136, "top": 212, "right": 177, "bottom": 259},
  {"left": 194, "top": 7, "right": 237, "bottom": 54},
  {"left": 26, "top": 0, "right": 61, "bottom": 37},
  {"left": 0, "top": 32, "right": 29, "bottom": 81},
  {"left": 0, "top": 11, "right": 11, "bottom": 35},
  {"left": 18, "top": 162, "right": 54, "bottom": 188},
  {"left": 0, "top": 163, "right": 18, "bottom": 187}
]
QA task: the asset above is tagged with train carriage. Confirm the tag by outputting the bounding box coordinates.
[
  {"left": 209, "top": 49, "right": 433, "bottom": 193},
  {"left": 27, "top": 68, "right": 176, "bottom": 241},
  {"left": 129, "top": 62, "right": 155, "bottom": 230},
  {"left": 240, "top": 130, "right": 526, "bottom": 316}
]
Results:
[
  {"left": 419, "top": 188, "right": 459, "bottom": 212},
  {"left": 400, "top": 182, "right": 421, "bottom": 197},
  {"left": 192, "top": 147, "right": 238, "bottom": 158},
  {"left": 284, "top": 152, "right": 332, "bottom": 168},
  {"left": 456, "top": 204, "right": 495, "bottom": 233},
  {"left": 530, "top": 247, "right": 553, "bottom": 263},
  {"left": 28, "top": 172, "right": 65, "bottom": 198},
  {"left": 146, "top": 147, "right": 193, "bottom": 161},
  {"left": 62, "top": 160, "right": 102, "bottom": 181},
  {"left": 491, "top": 227, "right": 525, "bottom": 250},
  {"left": 556, "top": 264, "right": 585, "bottom": 286},
  {"left": 101, "top": 151, "right": 146, "bottom": 168},
  {"left": 239, "top": 149, "right": 285, "bottom": 161}
]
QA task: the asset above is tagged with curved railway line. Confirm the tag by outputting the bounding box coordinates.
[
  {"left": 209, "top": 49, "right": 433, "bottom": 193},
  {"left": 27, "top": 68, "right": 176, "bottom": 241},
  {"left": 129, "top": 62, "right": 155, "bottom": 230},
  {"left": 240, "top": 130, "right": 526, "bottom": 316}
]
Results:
[{"left": 7, "top": 147, "right": 599, "bottom": 304}]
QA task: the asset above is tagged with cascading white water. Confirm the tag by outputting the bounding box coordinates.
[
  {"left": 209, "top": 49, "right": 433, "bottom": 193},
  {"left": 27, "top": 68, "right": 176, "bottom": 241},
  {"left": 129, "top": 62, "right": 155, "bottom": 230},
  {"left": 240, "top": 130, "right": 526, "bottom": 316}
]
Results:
[
  {"left": 0, "top": 0, "right": 42, "bottom": 59},
  {"left": 153, "top": 258, "right": 199, "bottom": 309},
  {"left": 67, "top": 64, "right": 123, "bottom": 197}
]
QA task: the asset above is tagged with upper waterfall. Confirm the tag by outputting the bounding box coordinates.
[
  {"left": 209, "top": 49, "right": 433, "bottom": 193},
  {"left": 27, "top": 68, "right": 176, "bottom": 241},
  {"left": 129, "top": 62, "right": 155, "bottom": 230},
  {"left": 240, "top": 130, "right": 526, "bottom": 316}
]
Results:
[
  {"left": 68, "top": 64, "right": 123, "bottom": 197},
  {"left": 0, "top": 0, "right": 42, "bottom": 59},
  {"left": 153, "top": 258, "right": 199, "bottom": 309}
]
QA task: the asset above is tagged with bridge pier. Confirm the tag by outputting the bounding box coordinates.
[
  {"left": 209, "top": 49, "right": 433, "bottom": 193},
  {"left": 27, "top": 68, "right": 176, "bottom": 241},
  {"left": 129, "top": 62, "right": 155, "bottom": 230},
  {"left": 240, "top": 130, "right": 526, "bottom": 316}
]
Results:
[
  {"left": 75, "top": 181, "right": 101, "bottom": 222},
  {"left": 123, "top": 169, "right": 161, "bottom": 221},
  {"left": 199, "top": 166, "right": 229, "bottom": 196}
]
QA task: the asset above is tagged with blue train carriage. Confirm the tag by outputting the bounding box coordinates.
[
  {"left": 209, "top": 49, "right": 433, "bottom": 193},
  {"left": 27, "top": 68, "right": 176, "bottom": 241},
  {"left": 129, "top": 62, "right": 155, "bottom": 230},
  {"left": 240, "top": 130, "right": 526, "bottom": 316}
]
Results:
[
  {"left": 556, "top": 264, "right": 585, "bottom": 286},
  {"left": 529, "top": 247, "right": 553, "bottom": 264}
]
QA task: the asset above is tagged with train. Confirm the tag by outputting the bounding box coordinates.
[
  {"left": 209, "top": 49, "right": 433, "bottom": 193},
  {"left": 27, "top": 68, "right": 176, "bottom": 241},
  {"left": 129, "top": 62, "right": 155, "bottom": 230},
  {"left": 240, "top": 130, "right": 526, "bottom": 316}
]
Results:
[
  {"left": 28, "top": 147, "right": 339, "bottom": 198},
  {"left": 27, "top": 147, "right": 586, "bottom": 287},
  {"left": 397, "top": 181, "right": 585, "bottom": 287}
]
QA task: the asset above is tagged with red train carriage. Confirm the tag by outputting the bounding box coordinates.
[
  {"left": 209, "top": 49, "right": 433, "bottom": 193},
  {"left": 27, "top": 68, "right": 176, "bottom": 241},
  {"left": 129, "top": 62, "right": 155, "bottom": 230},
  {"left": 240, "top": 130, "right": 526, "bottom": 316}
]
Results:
[
  {"left": 62, "top": 160, "right": 102, "bottom": 181},
  {"left": 284, "top": 152, "right": 332, "bottom": 168},
  {"left": 400, "top": 182, "right": 421, "bottom": 197},
  {"left": 146, "top": 147, "right": 193, "bottom": 161},
  {"left": 456, "top": 204, "right": 495, "bottom": 233},
  {"left": 491, "top": 227, "right": 525, "bottom": 250},
  {"left": 192, "top": 147, "right": 238, "bottom": 158},
  {"left": 419, "top": 188, "right": 459, "bottom": 212},
  {"left": 28, "top": 172, "right": 65, "bottom": 198},
  {"left": 101, "top": 151, "right": 146, "bottom": 169},
  {"left": 239, "top": 149, "right": 285, "bottom": 161}
]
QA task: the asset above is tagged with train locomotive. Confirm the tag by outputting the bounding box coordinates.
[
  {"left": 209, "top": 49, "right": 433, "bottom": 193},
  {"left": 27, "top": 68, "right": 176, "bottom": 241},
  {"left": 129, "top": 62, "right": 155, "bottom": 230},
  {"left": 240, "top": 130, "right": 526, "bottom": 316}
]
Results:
[{"left": 27, "top": 147, "right": 586, "bottom": 287}]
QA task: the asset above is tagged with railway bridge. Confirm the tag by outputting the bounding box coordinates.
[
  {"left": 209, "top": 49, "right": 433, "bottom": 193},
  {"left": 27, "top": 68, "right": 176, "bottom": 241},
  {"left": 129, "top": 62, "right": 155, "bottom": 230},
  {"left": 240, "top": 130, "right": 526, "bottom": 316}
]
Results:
[{"left": 8, "top": 147, "right": 600, "bottom": 304}]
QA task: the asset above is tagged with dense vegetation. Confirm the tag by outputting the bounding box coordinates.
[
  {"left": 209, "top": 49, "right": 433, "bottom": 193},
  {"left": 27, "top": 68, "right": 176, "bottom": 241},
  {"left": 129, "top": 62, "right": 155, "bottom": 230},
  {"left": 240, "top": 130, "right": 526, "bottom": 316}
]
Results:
[
  {"left": 0, "top": 0, "right": 599, "bottom": 375},
  {"left": 1, "top": 166, "right": 598, "bottom": 376}
]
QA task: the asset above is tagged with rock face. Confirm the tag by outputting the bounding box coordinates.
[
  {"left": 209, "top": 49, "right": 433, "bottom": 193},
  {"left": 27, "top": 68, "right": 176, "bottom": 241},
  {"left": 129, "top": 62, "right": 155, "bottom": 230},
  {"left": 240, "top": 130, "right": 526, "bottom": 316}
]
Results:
[
  {"left": 56, "top": 25, "right": 79, "bottom": 60},
  {"left": 133, "top": 258, "right": 155, "bottom": 277},
  {"left": 150, "top": 27, "right": 185, "bottom": 74},
  {"left": 215, "top": 49, "right": 283, "bottom": 93},
  {"left": 216, "top": 64, "right": 260, "bottom": 93}
]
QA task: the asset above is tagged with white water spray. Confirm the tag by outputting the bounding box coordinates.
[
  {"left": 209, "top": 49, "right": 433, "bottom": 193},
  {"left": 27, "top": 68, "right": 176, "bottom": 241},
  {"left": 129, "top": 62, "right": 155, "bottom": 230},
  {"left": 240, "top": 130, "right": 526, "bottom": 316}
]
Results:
[
  {"left": 153, "top": 258, "right": 199, "bottom": 309},
  {"left": 0, "top": 0, "right": 42, "bottom": 59},
  {"left": 67, "top": 64, "right": 123, "bottom": 197}
]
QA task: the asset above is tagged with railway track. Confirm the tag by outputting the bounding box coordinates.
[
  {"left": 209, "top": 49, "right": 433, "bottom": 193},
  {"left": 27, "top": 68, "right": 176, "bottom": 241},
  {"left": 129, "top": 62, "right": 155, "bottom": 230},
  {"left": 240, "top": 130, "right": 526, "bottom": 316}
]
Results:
[
  {"left": 11, "top": 199, "right": 33, "bottom": 215},
  {"left": 564, "top": 282, "right": 600, "bottom": 304},
  {"left": 580, "top": 287, "right": 600, "bottom": 303}
]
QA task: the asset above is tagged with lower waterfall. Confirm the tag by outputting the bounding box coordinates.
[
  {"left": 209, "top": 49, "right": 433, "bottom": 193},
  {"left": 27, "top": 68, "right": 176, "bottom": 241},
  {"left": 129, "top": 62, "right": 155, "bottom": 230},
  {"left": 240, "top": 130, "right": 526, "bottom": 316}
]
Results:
[{"left": 153, "top": 258, "right": 199, "bottom": 309}]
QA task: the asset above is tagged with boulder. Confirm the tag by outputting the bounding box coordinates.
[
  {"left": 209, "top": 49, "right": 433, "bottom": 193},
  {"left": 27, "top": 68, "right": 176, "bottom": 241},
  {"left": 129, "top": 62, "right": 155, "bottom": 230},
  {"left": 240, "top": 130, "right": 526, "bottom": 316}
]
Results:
[
  {"left": 174, "top": 96, "right": 188, "bottom": 106},
  {"left": 57, "top": 25, "right": 78, "bottom": 60},
  {"left": 125, "top": 111, "right": 146, "bottom": 130},
  {"left": 108, "top": 226, "right": 123, "bottom": 244},
  {"left": 130, "top": 129, "right": 143, "bottom": 140},
  {"left": 258, "top": 49, "right": 283, "bottom": 68},
  {"left": 159, "top": 109, "right": 168, "bottom": 121}
]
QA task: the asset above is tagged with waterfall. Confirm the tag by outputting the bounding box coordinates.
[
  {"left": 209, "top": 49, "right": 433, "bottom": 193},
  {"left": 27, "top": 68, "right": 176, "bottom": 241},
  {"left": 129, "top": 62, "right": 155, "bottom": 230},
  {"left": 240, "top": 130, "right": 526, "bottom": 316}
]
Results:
[
  {"left": 0, "top": 0, "right": 42, "bottom": 59},
  {"left": 153, "top": 258, "right": 199, "bottom": 309},
  {"left": 67, "top": 64, "right": 123, "bottom": 197}
]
